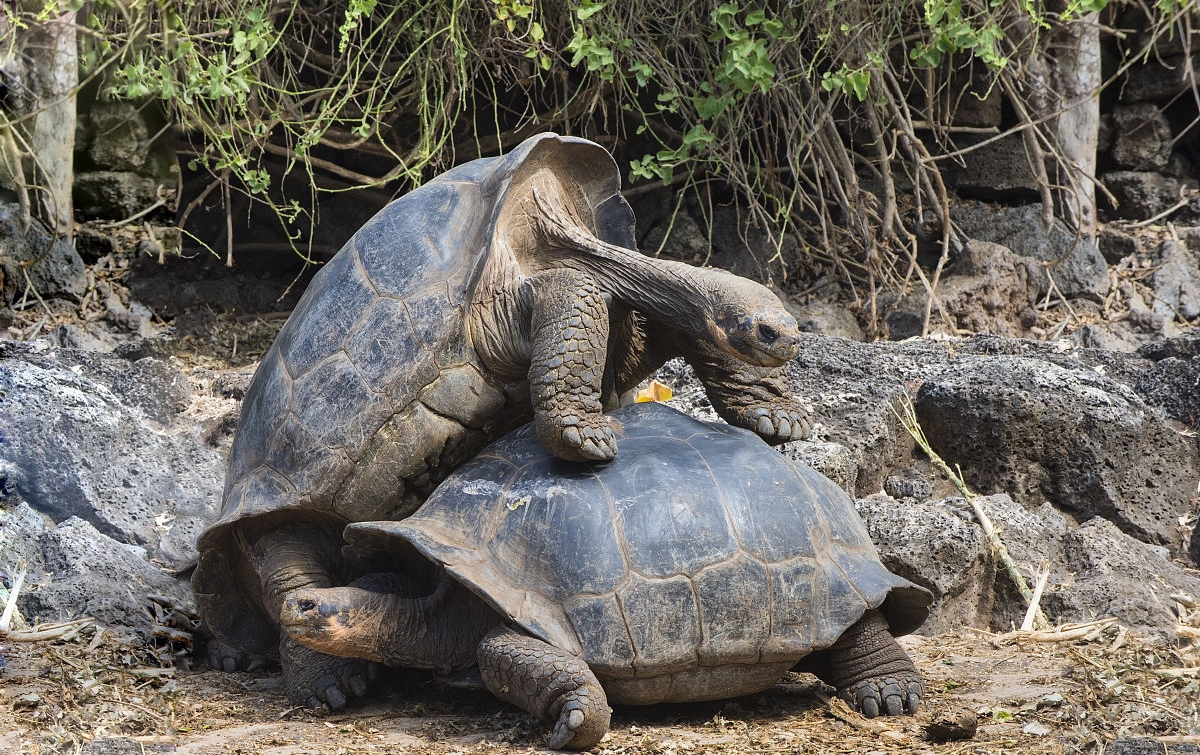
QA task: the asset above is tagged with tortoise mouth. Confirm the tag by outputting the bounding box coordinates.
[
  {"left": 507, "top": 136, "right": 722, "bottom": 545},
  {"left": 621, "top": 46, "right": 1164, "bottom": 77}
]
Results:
[{"left": 280, "top": 595, "right": 336, "bottom": 645}]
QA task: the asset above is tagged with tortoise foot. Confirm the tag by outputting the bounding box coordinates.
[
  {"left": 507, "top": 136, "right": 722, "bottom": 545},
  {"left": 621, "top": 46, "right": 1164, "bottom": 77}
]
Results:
[
  {"left": 741, "top": 402, "right": 811, "bottom": 444},
  {"left": 478, "top": 627, "right": 611, "bottom": 750},
  {"left": 838, "top": 671, "right": 923, "bottom": 717},
  {"left": 280, "top": 635, "right": 378, "bottom": 710},
  {"left": 548, "top": 685, "right": 609, "bottom": 750},
  {"left": 539, "top": 412, "right": 618, "bottom": 462},
  {"left": 207, "top": 639, "right": 269, "bottom": 674}
]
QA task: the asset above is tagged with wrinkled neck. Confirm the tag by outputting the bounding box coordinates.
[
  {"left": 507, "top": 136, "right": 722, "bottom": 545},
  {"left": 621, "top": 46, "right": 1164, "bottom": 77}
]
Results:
[
  {"left": 528, "top": 188, "right": 715, "bottom": 333},
  {"left": 374, "top": 575, "right": 499, "bottom": 675}
]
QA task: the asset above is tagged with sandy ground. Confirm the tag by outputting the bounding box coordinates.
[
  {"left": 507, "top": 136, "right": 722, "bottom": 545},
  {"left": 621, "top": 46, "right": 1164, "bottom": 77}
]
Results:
[{"left": 2, "top": 617, "right": 1198, "bottom": 755}]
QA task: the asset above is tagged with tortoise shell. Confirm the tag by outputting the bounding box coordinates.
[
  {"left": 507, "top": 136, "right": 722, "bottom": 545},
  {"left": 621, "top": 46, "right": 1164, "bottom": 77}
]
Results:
[{"left": 347, "top": 402, "right": 931, "bottom": 701}]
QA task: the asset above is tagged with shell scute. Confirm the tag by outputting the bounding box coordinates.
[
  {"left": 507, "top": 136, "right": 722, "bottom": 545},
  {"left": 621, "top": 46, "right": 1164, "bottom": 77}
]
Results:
[
  {"left": 691, "top": 553, "right": 771, "bottom": 664},
  {"left": 354, "top": 181, "right": 485, "bottom": 300},
  {"left": 343, "top": 296, "right": 440, "bottom": 409},
  {"left": 611, "top": 442, "right": 738, "bottom": 579},
  {"left": 263, "top": 414, "right": 354, "bottom": 511},
  {"left": 618, "top": 573, "right": 700, "bottom": 674},
  {"left": 225, "top": 350, "right": 292, "bottom": 486},
  {"left": 291, "top": 352, "right": 393, "bottom": 458},
  {"left": 273, "top": 252, "right": 378, "bottom": 380}
]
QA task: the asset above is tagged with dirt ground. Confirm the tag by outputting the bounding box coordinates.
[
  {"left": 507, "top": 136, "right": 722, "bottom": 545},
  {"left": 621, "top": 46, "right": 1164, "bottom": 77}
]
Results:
[{"left": 2, "top": 615, "right": 1199, "bottom": 754}]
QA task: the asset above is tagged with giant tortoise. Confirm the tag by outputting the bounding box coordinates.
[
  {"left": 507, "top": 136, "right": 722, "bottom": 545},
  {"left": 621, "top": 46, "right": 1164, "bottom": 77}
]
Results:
[
  {"left": 281, "top": 402, "right": 932, "bottom": 749},
  {"left": 193, "top": 133, "right": 811, "bottom": 708}
]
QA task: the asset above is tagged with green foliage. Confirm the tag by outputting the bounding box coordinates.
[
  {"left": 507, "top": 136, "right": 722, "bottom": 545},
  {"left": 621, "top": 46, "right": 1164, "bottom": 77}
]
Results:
[
  {"left": 908, "top": 0, "right": 1014, "bottom": 70},
  {"left": 4, "top": 0, "right": 1189, "bottom": 284}
]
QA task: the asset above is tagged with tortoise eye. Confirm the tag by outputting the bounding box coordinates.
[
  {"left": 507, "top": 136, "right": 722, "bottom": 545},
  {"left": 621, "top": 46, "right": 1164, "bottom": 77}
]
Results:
[{"left": 758, "top": 324, "right": 778, "bottom": 341}]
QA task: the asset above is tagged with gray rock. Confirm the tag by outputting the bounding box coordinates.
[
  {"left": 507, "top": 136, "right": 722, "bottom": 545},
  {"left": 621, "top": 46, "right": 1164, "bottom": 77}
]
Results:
[
  {"left": 0, "top": 203, "right": 86, "bottom": 301},
  {"left": 1102, "top": 171, "right": 1185, "bottom": 221},
  {"left": 1106, "top": 739, "right": 1200, "bottom": 755},
  {"left": 84, "top": 103, "right": 151, "bottom": 172},
  {"left": 942, "top": 134, "right": 1041, "bottom": 201},
  {"left": 1121, "top": 54, "right": 1200, "bottom": 103},
  {"left": 857, "top": 489, "right": 1200, "bottom": 635},
  {"left": 912, "top": 354, "right": 1197, "bottom": 549},
  {"left": 1110, "top": 104, "right": 1173, "bottom": 171},
  {"left": 74, "top": 171, "right": 161, "bottom": 221},
  {"left": 0, "top": 341, "right": 223, "bottom": 570},
  {"left": 854, "top": 494, "right": 992, "bottom": 634},
  {"left": 884, "top": 239, "right": 1043, "bottom": 340},
  {"left": 784, "top": 298, "right": 865, "bottom": 341},
  {"left": 18, "top": 516, "right": 194, "bottom": 636},
  {"left": 1057, "top": 517, "right": 1200, "bottom": 631},
  {"left": 781, "top": 334, "right": 1200, "bottom": 555},
  {"left": 950, "top": 205, "right": 1109, "bottom": 300},
  {"left": 780, "top": 439, "right": 859, "bottom": 497},
  {"left": 81, "top": 739, "right": 176, "bottom": 755},
  {"left": 111, "top": 357, "right": 193, "bottom": 426},
  {"left": 1096, "top": 225, "right": 1140, "bottom": 264},
  {"left": 1149, "top": 239, "right": 1200, "bottom": 321}
]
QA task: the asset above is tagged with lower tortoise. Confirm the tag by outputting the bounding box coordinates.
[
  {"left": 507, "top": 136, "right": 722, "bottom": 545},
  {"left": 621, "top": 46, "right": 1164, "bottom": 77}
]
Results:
[{"left": 281, "top": 402, "right": 932, "bottom": 750}]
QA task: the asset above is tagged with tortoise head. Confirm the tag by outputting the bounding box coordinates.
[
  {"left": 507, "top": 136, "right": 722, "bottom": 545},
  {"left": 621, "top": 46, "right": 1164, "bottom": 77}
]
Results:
[
  {"left": 280, "top": 587, "right": 387, "bottom": 663},
  {"left": 704, "top": 272, "right": 802, "bottom": 367}
]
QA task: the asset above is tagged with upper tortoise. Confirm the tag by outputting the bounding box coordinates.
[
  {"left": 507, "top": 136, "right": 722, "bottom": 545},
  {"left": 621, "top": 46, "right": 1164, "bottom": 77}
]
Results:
[
  {"left": 281, "top": 402, "right": 932, "bottom": 750},
  {"left": 193, "top": 133, "right": 810, "bottom": 708}
]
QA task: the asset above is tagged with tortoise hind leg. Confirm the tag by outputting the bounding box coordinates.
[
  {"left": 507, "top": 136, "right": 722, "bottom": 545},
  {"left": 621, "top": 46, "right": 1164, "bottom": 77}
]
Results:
[
  {"left": 801, "top": 609, "right": 923, "bottom": 717},
  {"left": 478, "top": 626, "right": 611, "bottom": 750}
]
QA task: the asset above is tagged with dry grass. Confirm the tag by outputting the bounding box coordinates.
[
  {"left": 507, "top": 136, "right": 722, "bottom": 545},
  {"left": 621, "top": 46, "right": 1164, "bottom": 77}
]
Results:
[{"left": 3, "top": 612, "right": 1199, "bottom": 755}]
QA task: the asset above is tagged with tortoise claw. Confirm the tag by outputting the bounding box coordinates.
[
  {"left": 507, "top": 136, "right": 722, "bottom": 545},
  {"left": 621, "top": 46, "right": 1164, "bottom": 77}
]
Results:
[
  {"left": 838, "top": 672, "right": 924, "bottom": 718},
  {"left": 207, "top": 640, "right": 269, "bottom": 674},
  {"left": 539, "top": 413, "right": 617, "bottom": 462},
  {"left": 746, "top": 403, "right": 811, "bottom": 444}
]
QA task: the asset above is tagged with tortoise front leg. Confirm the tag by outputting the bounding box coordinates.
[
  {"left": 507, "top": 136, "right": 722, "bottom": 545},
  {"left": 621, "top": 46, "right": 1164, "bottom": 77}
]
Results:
[
  {"left": 243, "top": 522, "right": 376, "bottom": 710},
  {"left": 682, "top": 338, "right": 811, "bottom": 443},
  {"left": 524, "top": 268, "right": 618, "bottom": 462},
  {"left": 478, "top": 626, "right": 611, "bottom": 750}
]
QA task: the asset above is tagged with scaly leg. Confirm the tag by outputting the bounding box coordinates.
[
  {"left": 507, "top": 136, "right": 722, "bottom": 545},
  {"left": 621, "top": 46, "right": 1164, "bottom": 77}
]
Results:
[
  {"left": 477, "top": 626, "right": 611, "bottom": 750},
  {"left": 525, "top": 269, "right": 617, "bottom": 462},
  {"left": 806, "top": 609, "right": 923, "bottom": 717}
]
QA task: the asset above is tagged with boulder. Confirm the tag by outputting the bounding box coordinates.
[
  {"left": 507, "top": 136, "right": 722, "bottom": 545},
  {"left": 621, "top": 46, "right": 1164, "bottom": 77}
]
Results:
[
  {"left": 950, "top": 205, "right": 1110, "bottom": 300},
  {"left": 0, "top": 341, "right": 224, "bottom": 570},
  {"left": 0, "top": 203, "right": 86, "bottom": 302},
  {"left": 883, "top": 240, "right": 1042, "bottom": 340},
  {"left": 1110, "top": 104, "right": 1173, "bottom": 171},
  {"left": 781, "top": 334, "right": 1200, "bottom": 552},
  {"left": 1102, "top": 171, "right": 1185, "bottom": 221},
  {"left": 1149, "top": 239, "right": 1200, "bottom": 321}
]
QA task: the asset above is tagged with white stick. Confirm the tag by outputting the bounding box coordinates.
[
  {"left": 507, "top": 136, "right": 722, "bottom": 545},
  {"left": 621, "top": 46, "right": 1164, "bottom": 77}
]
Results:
[
  {"left": 1020, "top": 564, "right": 1051, "bottom": 632},
  {"left": 0, "top": 565, "right": 28, "bottom": 633}
]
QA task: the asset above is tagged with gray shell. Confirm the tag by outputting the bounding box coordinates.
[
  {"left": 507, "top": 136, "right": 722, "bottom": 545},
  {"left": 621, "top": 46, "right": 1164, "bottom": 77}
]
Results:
[
  {"left": 347, "top": 402, "right": 932, "bottom": 681},
  {"left": 194, "top": 134, "right": 636, "bottom": 652}
]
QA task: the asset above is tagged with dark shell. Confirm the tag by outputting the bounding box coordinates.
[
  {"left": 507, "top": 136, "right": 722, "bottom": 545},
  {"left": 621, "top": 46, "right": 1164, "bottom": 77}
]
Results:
[
  {"left": 347, "top": 402, "right": 932, "bottom": 678},
  {"left": 194, "top": 134, "right": 634, "bottom": 648}
]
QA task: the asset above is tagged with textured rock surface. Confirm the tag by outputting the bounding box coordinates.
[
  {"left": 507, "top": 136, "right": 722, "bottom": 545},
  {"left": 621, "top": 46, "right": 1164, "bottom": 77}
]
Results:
[
  {"left": 950, "top": 205, "right": 1110, "bottom": 300},
  {"left": 0, "top": 341, "right": 224, "bottom": 569}
]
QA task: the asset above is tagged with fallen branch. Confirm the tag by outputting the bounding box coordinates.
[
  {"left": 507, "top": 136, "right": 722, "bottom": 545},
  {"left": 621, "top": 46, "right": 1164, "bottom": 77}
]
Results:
[
  {"left": 997, "top": 618, "right": 1118, "bottom": 644},
  {"left": 813, "top": 691, "right": 891, "bottom": 734},
  {"left": 893, "top": 394, "right": 1049, "bottom": 629},
  {"left": 1, "top": 617, "right": 94, "bottom": 642}
]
